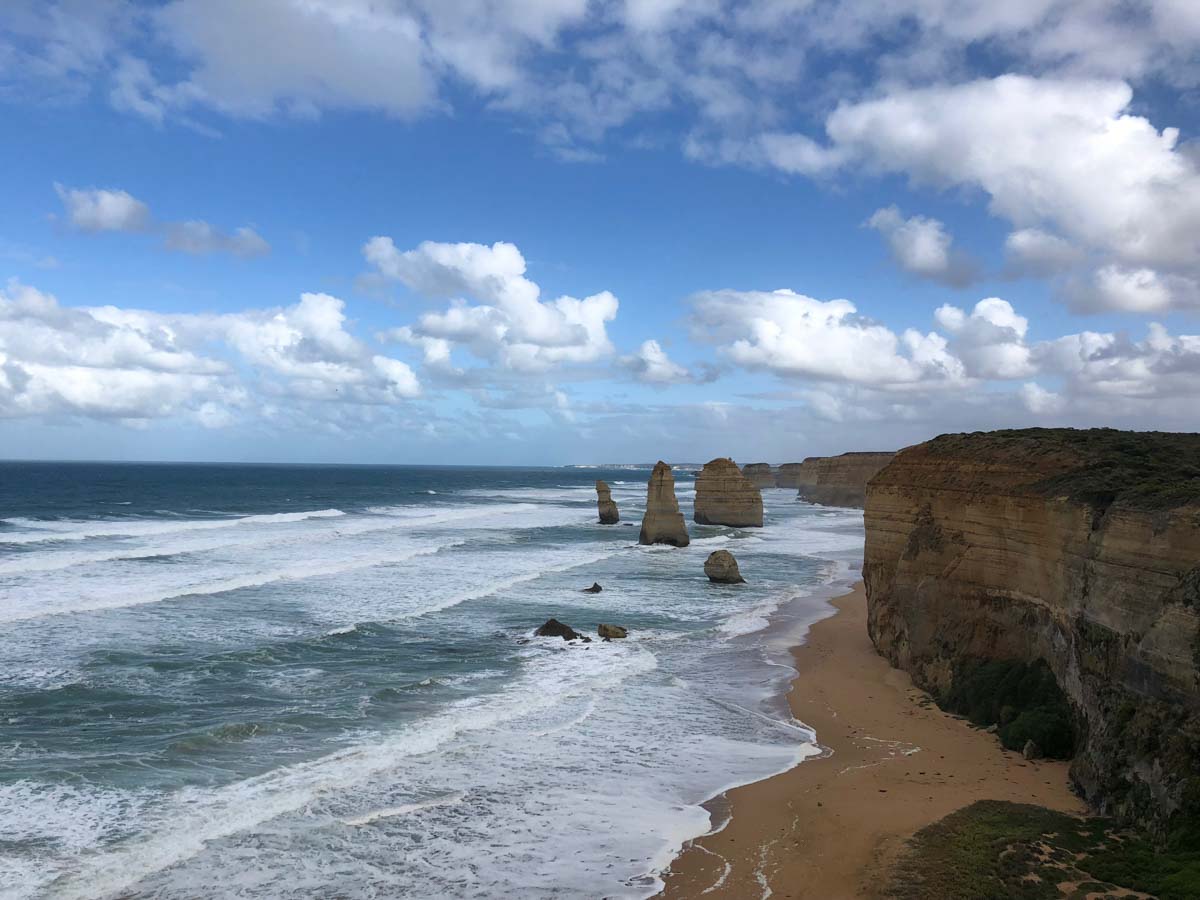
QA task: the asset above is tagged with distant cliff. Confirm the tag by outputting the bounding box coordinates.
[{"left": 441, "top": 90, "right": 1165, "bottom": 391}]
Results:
[
  {"left": 741, "top": 463, "right": 775, "bottom": 488},
  {"left": 796, "top": 452, "right": 895, "bottom": 508},
  {"left": 863, "top": 429, "right": 1200, "bottom": 827}
]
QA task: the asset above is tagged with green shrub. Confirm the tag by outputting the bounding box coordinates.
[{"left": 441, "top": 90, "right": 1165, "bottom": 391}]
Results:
[{"left": 941, "top": 658, "right": 1076, "bottom": 758}]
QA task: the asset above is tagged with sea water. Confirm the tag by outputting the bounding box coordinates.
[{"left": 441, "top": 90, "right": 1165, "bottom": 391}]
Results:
[{"left": 0, "top": 462, "right": 864, "bottom": 899}]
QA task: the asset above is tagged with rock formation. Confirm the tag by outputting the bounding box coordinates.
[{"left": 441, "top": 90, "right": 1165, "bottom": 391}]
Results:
[
  {"left": 796, "top": 452, "right": 894, "bottom": 508},
  {"left": 582, "top": 582, "right": 602, "bottom": 593},
  {"left": 596, "top": 480, "right": 619, "bottom": 524},
  {"left": 774, "top": 462, "right": 808, "bottom": 489},
  {"left": 535, "top": 618, "right": 591, "bottom": 642},
  {"left": 741, "top": 463, "right": 775, "bottom": 488},
  {"left": 638, "top": 461, "right": 690, "bottom": 547},
  {"left": 694, "top": 458, "right": 763, "bottom": 527},
  {"left": 704, "top": 549, "right": 746, "bottom": 584},
  {"left": 863, "top": 428, "right": 1200, "bottom": 827},
  {"left": 598, "top": 624, "right": 628, "bottom": 639}
]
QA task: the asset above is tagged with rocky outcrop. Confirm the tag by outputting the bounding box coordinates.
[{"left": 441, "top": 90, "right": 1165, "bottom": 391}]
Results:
[
  {"left": 797, "top": 452, "right": 894, "bottom": 508},
  {"left": 639, "top": 461, "right": 690, "bottom": 547},
  {"left": 704, "top": 549, "right": 746, "bottom": 584},
  {"left": 774, "top": 462, "right": 808, "bottom": 489},
  {"left": 598, "top": 624, "right": 628, "bottom": 639},
  {"left": 694, "top": 458, "right": 763, "bottom": 527},
  {"left": 535, "top": 618, "right": 591, "bottom": 642},
  {"left": 864, "top": 428, "right": 1200, "bottom": 827},
  {"left": 596, "top": 480, "right": 620, "bottom": 524},
  {"left": 741, "top": 463, "right": 775, "bottom": 488},
  {"left": 582, "top": 582, "right": 602, "bottom": 593}
]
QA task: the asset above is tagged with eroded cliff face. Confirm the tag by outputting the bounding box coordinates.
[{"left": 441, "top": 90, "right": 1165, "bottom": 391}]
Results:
[
  {"left": 741, "top": 463, "right": 775, "bottom": 488},
  {"left": 695, "top": 458, "right": 763, "bottom": 527},
  {"left": 596, "top": 480, "right": 619, "bottom": 524},
  {"left": 864, "top": 429, "right": 1200, "bottom": 826},
  {"left": 797, "top": 452, "right": 894, "bottom": 508},
  {"left": 639, "top": 461, "right": 690, "bottom": 547},
  {"left": 774, "top": 462, "right": 808, "bottom": 489}
]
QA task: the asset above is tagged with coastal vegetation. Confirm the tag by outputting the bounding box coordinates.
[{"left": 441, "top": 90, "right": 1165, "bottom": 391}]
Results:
[
  {"left": 940, "top": 658, "right": 1075, "bottom": 759},
  {"left": 888, "top": 800, "right": 1200, "bottom": 899}
]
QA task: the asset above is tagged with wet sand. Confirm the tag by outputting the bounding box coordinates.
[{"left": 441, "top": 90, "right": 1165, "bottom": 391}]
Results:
[{"left": 657, "top": 582, "right": 1086, "bottom": 899}]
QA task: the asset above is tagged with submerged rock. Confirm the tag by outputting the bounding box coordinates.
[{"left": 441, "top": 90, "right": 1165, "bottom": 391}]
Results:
[
  {"left": 596, "top": 480, "right": 620, "bottom": 524},
  {"left": 535, "top": 618, "right": 591, "bottom": 642},
  {"left": 694, "top": 457, "right": 763, "bottom": 527},
  {"left": 638, "top": 461, "right": 690, "bottom": 547},
  {"left": 598, "top": 624, "right": 628, "bottom": 639},
  {"left": 704, "top": 549, "right": 746, "bottom": 584},
  {"left": 582, "top": 582, "right": 603, "bottom": 593}
]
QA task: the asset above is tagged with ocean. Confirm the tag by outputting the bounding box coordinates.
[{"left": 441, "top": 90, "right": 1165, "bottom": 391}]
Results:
[{"left": 0, "top": 462, "right": 864, "bottom": 899}]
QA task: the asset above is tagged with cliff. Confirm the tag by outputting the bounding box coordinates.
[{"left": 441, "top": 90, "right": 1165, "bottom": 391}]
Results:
[
  {"left": 863, "top": 428, "right": 1200, "bottom": 828},
  {"left": 797, "top": 452, "right": 895, "bottom": 508},
  {"left": 741, "top": 463, "right": 775, "bottom": 488},
  {"left": 694, "top": 458, "right": 763, "bottom": 527},
  {"left": 596, "top": 480, "right": 619, "bottom": 524},
  {"left": 774, "top": 462, "right": 808, "bottom": 489},
  {"left": 639, "top": 461, "right": 690, "bottom": 547}
]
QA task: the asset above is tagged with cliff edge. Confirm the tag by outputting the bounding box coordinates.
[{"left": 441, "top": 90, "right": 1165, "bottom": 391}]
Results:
[
  {"left": 864, "top": 428, "right": 1200, "bottom": 827},
  {"left": 797, "top": 452, "right": 895, "bottom": 508}
]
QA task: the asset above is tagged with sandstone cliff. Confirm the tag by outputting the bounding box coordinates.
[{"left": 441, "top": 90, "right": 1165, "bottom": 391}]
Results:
[
  {"left": 774, "top": 462, "right": 808, "bottom": 489},
  {"left": 741, "top": 463, "right": 775, "bottom": 488},
  {"left": 639, "top": 461, "right": 690, "bottom": 547},
  {"left": 864, "top": 429, "right": 1200, "bottom": 827},
  {"left": 797, "top": 452, "right": 894, "bottom": 508},
  {"left": 596, "top": 480, "right": 619, "bottom": 524},
  {"left": 694, "top": 458, "right": 763, "bottom": 527}
]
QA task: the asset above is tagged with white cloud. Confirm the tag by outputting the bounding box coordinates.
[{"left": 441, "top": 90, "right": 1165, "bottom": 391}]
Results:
[
  {"left": 621, "top": 339, "right": 693, "bottom": 384},
  {"left": 54, "top": 183, "right": 149, "bottom": 232},
  {"left": 689, "top": 288, "right": 965, "bottom": 386},
  {"left": 54, "top": 183, "right": 270, "bottom": 258},
  {"left": 363, "top": 237, "right": 618, "bottom": 373},
  {"left": 866, "top": 206, "right": 976, "bottom": 286},
  {"left": 935, "top": 298, "right": 1034, "bottom": 378},
  {"left": 1004, "top": 228, "right": 1084, "bottom": 275},
  {"left": 0, "top": 280, "right": 418, "bottom": 426},
  {"left": 1068, "top": 265, "right": 1200, "bottom": 313}
]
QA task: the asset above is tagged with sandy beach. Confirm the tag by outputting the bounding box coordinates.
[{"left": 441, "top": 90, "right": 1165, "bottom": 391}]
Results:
[{"left": 658, "top": 582, "right": 1087, "bottom": 899}]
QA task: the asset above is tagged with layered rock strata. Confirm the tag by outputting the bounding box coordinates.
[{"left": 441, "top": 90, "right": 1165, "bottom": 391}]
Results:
[
  {"left": 596, "top": 480, "right": 619, "bottom": 524},
  {"left": 774, "top": 462, "right": 808, "bottom": 489},
  {"left": 704, "top": 549, "right": 746, "bottom": 584},
  {"left": 863, "top": 428, "right": 1200, "bottom": 827},
  {"left": 796, "top": 452, "right": 894, "bottom": 508},
  {"left": 741, "top": 463, "right": 775, "bottom": 488},
  {"left": 694, "top": 458, "right": 763, "bottom": 527},
  {"left": 638, "top": 461, "right": 690, "bottom": 547}
]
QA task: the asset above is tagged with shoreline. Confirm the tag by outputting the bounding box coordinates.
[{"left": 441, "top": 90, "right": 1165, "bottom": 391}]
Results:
[{"left": 656, "top": 582, "right": 1086, "bottom": 899}]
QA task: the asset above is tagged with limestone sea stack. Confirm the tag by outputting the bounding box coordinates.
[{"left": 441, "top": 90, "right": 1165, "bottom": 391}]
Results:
[
  {"left": 704, "top": 549, "right": 745, "bottom": 584},
  {"left": 596, "top": 480, "right": 619, "bottom": 524},
  {"left": 774, "top": 462, "right": 808, "bottom": 489},
  {"left": 864, "top": 428, "right": 1200, "bottom": 826},
  {"left": 638, "top": 461, "right": 690, "bottom": 547},
  {"left": 741, "top": 463, "right": 775, "bottom": 488},
  {"left": 694, "top": 457, "right": 763, "bottom": 527},
  {"left": 796, "top": 451, "right": 894, "bottom": 508}
]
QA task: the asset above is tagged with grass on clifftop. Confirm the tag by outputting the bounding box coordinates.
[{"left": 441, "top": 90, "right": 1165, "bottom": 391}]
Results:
[
  {"left": 921, "top": 428, "right": 1200, "bottom": 511},
  {"left": 887, "top": 800, "right": 1200, "bottom": 899}
]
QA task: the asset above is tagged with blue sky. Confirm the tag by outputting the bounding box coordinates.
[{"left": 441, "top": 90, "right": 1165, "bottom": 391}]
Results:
[{"left": 1, "top": 1, "right": 1198, "bottom": 464}]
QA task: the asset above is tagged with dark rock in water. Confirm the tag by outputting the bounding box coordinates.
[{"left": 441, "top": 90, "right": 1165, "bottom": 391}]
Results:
[
  {"left": 1022, "top": 739, "right": 1042, "bottom": 761},
  {"left": 596, "top": 480, "right": 620, "bottom": 524},
  {"left": 582, "top": 582, "right": 603, "bottom": 593},
  {"left": 535, "top": 618, "right": 591, "bottom": 642},
  {"left": 598, "top": 624, "right": 628, "bottom": 639},
  {"left": 704, "top": 549, "right": 746, "bottom": 584}
]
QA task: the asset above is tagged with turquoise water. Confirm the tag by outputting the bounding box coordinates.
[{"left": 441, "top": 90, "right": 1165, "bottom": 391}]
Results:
[{"left": 0, "top": 463, "right": 863, "bottom": 898}]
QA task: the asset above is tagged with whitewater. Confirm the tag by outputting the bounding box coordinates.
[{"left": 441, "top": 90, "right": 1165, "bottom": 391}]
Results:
[{"left": 0, "top": 462, "right": 863, "bottom": 899}]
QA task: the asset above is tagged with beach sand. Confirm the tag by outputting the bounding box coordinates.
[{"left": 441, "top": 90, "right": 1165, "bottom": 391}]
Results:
[{"left": 657, "top": 582, "right": 1086, "bottom": 899}]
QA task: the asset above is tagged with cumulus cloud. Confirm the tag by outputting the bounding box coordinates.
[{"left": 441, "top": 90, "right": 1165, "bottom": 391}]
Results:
[
  {"left": 54, "top": 183, "right": 149, "bottom": 232},
  {"left": 1004, "top": 228, "right": 1084, "bottom": 276},
  {"left": 363, "top": 237, "right": 618, "bottom": 373},
  {"left": 866, "top": 206, "right": 976, "bottom": 286},
  {"left": 0, "top": 280, "right": 418, "bottom": 426},
  {"left": 689, "top": 288, "right": 965, "bottom": 387},
  {"left": 55, "top": 183, "right": 270, "bottom": 258},
  {"left": 1066, "top": 265, "right": 1200, "bottom": 313},
  {"left": 934, "top": 298, "right": 1034, "bottom": 379},
  {"left": 620, "top": 339, "right": 698, "bottom": 385}
]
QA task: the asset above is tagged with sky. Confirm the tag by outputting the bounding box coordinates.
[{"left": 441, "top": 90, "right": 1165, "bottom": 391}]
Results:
[{"left": 1, "top": 0, "right": 1198, "bottom": 465}]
